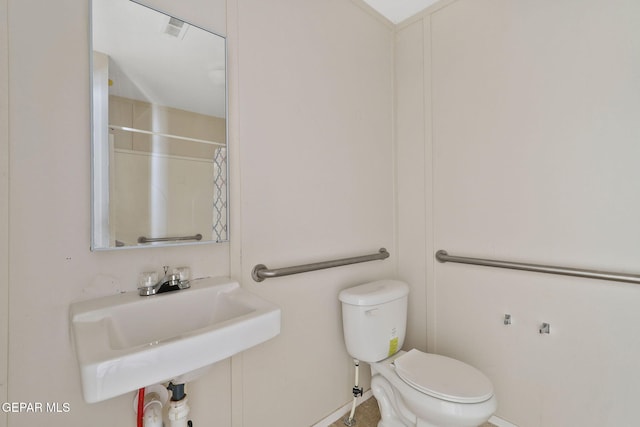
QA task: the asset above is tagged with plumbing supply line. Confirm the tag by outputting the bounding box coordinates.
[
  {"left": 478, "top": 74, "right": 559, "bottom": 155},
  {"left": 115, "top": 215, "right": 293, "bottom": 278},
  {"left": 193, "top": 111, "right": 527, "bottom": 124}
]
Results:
[
  {"left": 346, "top": 396, "right": 356, "bottom": 424},
  {"left": 137, "top": 388, "right": 145, "bottom": 427},
  {"left": 344, "top": 360, "right": 362, "bottom": 427}
]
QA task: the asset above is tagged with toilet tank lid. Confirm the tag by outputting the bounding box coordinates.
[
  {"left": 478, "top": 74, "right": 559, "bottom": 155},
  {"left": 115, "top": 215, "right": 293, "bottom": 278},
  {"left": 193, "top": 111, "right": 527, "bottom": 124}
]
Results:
[{"left": 339, "top": 280, "right": 409, "bottom": 306}]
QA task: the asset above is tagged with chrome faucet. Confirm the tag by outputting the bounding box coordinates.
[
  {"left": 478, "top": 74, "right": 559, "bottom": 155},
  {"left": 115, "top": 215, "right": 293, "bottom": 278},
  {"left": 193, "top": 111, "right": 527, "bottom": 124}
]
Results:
[{"left": 138, "top": 266, "right": 191, "bottom": 296}]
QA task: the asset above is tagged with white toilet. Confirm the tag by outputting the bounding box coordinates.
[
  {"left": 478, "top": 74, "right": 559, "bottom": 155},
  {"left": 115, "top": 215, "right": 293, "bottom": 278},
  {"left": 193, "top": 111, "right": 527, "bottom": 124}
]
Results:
[{"left": 339, "top": 279, "right": 497, "bottom": 427}]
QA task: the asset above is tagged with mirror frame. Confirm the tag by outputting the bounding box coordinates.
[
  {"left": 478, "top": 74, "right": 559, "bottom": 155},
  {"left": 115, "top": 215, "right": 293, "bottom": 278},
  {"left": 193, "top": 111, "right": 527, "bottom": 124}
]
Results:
[{"left": 89, "top": 0, "right": 229, "bottom": 251}]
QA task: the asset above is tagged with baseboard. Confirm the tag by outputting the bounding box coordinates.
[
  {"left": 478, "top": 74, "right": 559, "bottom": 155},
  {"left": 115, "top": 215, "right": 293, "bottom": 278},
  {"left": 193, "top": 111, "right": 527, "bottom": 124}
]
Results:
[
  {"left": 489, "top": 415, "right": 519, "bottom": 427},
  {"left": 312, "top": 390, "right": 374, "bottom": 427}
]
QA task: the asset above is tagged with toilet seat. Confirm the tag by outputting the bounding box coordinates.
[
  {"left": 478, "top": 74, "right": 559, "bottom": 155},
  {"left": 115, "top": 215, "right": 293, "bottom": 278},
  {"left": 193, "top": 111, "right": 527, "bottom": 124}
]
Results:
[{"left": 393, "top": 349, "right": 494, "bottom": 404}]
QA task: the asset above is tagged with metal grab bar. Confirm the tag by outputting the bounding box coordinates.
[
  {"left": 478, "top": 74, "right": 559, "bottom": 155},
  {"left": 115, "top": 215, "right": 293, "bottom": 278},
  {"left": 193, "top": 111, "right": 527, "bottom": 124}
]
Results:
[
  {"left": 138, "top": 233, "right": 203, "bottom": 244},
  {"left": 252, "top": 248, "right": 390, "bottom": 282},
  {"left": 435, "top": 250, "right": 640, "bottom": 285}
]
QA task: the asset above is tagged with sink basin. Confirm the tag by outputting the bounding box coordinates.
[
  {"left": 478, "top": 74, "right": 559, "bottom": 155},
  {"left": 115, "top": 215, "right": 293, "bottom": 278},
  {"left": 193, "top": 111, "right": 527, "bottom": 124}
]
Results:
[{"left": 70, "top": 277, "right": 281, "bottom": 403}]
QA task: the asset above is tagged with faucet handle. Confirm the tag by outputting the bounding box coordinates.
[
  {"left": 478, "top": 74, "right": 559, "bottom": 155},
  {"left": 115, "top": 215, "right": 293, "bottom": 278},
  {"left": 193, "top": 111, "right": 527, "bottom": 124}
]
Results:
[
  {"left": 173, "top": 267, "right": 191, "bottom": 289},
  {"left": 138, "top": 271, "right": 158, "bottom": 288},
  {"left": 137, "top": 271, "right": 159, "bottom": 295}
]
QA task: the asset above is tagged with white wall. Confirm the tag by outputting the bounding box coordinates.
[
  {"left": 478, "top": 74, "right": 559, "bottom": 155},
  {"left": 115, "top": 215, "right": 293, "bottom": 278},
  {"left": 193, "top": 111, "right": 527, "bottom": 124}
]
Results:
[
  {"left": 6, "top": 0, "right": 230, "bottom": 426},
  {"left": 396, "top": 0, "right": 640, "bottom": 425},
  {"left": 232, "top": 0, "right": 395, "bottom": 425},
  {"left": 395, "top": 15, "right": 431, "bottom": 353},
  {"left": 0, "top": 1, "right": 9, "bottom": 426},
  {"left": 5, "top": 1, "right": 394, "bottom": 427}
]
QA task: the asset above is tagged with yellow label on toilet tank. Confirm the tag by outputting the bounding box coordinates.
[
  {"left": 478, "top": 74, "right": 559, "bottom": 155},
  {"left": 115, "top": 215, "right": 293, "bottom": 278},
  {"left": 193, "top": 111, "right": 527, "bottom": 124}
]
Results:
[{"left": 388, "top": 337, "right": 398, "bottom": 357}]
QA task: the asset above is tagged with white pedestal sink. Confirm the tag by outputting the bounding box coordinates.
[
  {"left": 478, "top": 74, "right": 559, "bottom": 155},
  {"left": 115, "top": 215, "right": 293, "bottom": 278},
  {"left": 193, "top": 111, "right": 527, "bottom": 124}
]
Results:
[{"left": 70, "top": 277, "right": 280, "bottom": 403}]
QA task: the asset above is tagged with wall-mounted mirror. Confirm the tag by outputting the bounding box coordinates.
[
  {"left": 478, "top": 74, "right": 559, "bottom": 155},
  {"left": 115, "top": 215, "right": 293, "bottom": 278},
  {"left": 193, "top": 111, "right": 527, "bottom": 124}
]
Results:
[{"left": 90, "top": 0, "right": 227, "bottom": 250}]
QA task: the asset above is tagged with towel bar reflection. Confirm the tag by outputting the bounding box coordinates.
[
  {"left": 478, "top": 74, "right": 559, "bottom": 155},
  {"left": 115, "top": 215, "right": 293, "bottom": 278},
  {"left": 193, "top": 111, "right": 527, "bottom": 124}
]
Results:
[
  {"left": 252, "top": 248, "right": 390, "bottom": 282},
  {"left": 436, "top": 250, "right": 640, "bottom": 285}
]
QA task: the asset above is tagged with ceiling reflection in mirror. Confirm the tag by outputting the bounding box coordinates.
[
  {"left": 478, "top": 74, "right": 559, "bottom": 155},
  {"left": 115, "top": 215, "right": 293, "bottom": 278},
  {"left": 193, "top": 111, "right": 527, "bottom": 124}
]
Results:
[{"left": 90, "top": 0, "right": 227, "bottom": 250}]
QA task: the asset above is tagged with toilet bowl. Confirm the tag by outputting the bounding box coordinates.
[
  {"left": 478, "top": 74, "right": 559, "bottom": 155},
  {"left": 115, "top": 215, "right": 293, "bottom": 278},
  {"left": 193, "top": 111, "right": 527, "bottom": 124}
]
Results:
[
  {"left": 371, "top": 350, "right": 497, "bottom": 427},
  {"left": 339, "top": 280, "right": 497, "bottom": 427}
]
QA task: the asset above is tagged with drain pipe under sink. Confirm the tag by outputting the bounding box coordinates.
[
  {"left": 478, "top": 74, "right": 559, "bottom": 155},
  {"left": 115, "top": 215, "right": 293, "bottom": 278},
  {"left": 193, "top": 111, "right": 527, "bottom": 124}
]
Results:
[
  {"left": 167, "top": 382, "right": 192, "bottom": 427},
  {"left": 343, "top": 359, "right": 363, "bottom": 427}
]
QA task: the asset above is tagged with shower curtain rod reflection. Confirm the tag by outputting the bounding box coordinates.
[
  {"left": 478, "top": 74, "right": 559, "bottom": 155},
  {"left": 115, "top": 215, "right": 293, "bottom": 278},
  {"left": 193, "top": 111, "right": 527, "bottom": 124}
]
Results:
[
  {"left": 252, "top": 248, "right": 390, "bottom": 282},
  {"left": 109, "top": 125, "right": 225, "bottom": 146},
  {"left": 436, "top": 250, "right": 640, "bottom": 285}
]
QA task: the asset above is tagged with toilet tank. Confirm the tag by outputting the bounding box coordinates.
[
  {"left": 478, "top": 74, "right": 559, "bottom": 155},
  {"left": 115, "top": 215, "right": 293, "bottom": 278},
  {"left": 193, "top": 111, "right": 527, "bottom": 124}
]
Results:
[{"left": 339, "top": 280, "right": 409, "bottom": 363}]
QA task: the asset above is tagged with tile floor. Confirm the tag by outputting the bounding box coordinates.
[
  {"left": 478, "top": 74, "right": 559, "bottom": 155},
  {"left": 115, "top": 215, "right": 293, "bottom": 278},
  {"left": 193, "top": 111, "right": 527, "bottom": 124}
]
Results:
[{"left": 328, "top": 396, "right": 496, "bottom": 427}]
